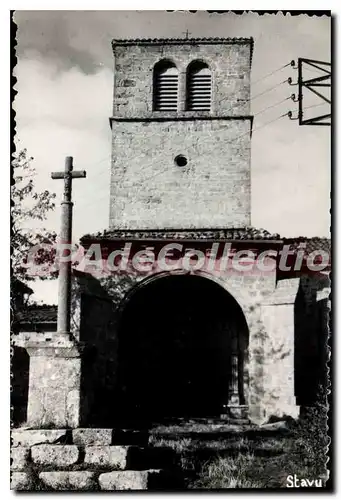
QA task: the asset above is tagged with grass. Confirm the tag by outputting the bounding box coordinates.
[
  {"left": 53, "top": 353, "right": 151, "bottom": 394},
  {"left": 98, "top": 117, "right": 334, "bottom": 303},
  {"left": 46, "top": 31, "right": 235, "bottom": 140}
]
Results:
[
  {"left": 194, "top": 454, "right": 264, "bottom": 489},
  {"left": 149, "top": 405, "right": 329, "bottom": 489},
  {"left": 191, "top": 406, "right": 329, "bottom": 489},
  {"left": 149, "top": 436, "right": 192, "bottom": 453}
]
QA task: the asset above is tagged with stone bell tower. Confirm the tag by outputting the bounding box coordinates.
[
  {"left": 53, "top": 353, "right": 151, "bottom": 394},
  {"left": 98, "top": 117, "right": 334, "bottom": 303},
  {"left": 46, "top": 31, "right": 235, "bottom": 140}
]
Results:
[{"left": 109, "top": 37, "right": 253, "bottom": 230}]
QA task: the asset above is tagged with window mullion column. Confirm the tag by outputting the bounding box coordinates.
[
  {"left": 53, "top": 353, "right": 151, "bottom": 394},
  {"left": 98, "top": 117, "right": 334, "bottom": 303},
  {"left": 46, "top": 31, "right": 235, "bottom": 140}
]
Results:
[{"left": 178, "top": 71, "right": 186, "bottom": 112}]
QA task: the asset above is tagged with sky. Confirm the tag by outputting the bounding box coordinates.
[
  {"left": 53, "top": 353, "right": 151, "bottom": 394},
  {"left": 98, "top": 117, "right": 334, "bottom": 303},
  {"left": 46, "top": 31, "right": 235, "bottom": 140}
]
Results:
[{"left": 13, "top": 11, "right": 331, "bottom": 303}]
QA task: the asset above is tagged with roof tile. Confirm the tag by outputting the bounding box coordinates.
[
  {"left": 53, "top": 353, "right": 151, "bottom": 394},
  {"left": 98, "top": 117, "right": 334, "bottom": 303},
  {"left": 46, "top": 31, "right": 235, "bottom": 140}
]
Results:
[{"left": 80, "top": 227, "right": 281, "bottom": 243}]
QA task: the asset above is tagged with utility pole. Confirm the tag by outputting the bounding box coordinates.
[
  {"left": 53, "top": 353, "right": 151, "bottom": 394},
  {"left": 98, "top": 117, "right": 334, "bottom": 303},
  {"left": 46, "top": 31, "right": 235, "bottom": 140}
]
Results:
[
  {"left": 51, "top": 157, "right": 86, "bottom": 337},
  {"left": 288, "top": 58, "right": 331, "bottom": 126}
]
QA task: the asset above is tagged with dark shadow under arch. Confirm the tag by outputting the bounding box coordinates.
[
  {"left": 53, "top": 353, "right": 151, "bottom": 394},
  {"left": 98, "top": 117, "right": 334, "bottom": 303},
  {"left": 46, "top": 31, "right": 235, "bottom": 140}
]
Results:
[
  {"left": 294, "top": 276, "right": 329, "bottom": 405},
  {"left": 11, "top": 346, "right": 29, "bottom": 426},
  {"left": 117, "top": 274, "right": 248, "bottom": 419}
]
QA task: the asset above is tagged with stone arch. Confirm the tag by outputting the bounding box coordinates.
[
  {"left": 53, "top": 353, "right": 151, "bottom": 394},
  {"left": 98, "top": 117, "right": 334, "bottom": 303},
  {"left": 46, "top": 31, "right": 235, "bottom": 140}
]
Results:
[{"left": 116, "top": 272, "right": 249, "bottom": 420}]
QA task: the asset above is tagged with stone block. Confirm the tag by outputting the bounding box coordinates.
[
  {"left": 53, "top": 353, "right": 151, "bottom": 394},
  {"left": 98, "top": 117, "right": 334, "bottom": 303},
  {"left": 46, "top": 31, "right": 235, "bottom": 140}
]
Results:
[
  {"left": 11, "top": 447, "right": 30, "bottom": 471},
  {"left": 84, "top": 445, "right": 129, "bottom": 469},
  {"left": 39, "top": 471, "right": 97, "bottom": 491},
  {"left": 66, "top": 389, "right": 81, "bottom": 428},
  {"left": 11, "top": 429, "right": 69, "bottom": 447},
  {"left": 98, "top": 470, "right": 161, "bottom": 490},
  {"left": 26, "top": 354, "right": 81, "bottom": 428},
  {"left": 31, "top": 445, "right": 79, "bottom": 467},
  {"left": 73, "top": 428, "right": 112, "bottom": 445},
  {"left": 10, "top": 472, "right": 33, "bottom": 490}
]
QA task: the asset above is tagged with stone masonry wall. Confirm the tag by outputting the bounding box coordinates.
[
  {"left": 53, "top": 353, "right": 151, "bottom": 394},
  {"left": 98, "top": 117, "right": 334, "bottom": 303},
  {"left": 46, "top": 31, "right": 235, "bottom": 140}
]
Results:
[
  {"left": 11, "top": 428, "right": 172, "bottom": 491},
  {"left": 110, "top": 119, "right": 251, "bottom": 229},
  {"left": 112, "top": 42, "right": 252, "bottom": 117},
  {"left": 110, "top": 40, "right": 252, "bottom": 230}
]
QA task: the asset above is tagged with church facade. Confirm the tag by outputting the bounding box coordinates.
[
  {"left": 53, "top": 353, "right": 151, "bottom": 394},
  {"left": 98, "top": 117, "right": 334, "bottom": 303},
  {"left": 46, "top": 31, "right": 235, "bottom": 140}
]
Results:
[{"left": 15, "top": 38, "right": 330, "bottom": 431}]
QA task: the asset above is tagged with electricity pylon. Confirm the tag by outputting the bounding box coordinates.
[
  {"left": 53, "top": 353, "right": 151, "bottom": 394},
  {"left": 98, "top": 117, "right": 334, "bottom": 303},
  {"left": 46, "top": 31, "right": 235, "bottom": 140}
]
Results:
[{"left": 288, "top": 58, "right": 331, "bottom": 126}]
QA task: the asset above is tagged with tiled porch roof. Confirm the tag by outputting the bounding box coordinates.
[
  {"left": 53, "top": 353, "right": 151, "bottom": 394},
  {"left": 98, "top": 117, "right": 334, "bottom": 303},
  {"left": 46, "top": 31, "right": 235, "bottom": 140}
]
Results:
[
  {"left": 283, "top": 236, "right": 331, "bottom": 255},
  {"left": 81, "top": 229, "right": 330, "bottom": 251},
  {"left": 80, "top": 227, "right": 282, "bottom": 243}
]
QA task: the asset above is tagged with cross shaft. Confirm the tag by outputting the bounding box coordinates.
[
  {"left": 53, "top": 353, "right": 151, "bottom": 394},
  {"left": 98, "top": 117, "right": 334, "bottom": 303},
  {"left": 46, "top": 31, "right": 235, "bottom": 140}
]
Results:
[{"left": 51, "top": 157, "right": 86, "bottom": 336}]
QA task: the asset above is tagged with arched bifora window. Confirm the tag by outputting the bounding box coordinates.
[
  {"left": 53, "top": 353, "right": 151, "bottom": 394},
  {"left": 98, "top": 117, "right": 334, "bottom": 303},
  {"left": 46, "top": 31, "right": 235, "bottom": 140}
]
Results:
[
  {"left": 153, "top": 60, "right": 179, "bottom": 111},
  {"left": 187, "top": 61, "right": 212, "bottom": 111}
]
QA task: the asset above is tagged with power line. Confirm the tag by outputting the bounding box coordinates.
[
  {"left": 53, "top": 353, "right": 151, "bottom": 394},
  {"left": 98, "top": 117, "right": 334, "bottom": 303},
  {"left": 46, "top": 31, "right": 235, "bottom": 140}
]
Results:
[
  {"left": 153, "top": 73, "right": 290, "bottom": 121},
  {"left": 252, "top": 80, "right": 288, "bottom": 101},
  {"left": 252, "top": 96, "right": 291, "bottom": 117},
  {"left": 252, "top": 62, "right": 291, "bottom": 85},
  {"left": 252, "top": 112, "right": 288, "bottom": 132},
  {"left": 229, "top": 112, "right": 289, "bottom": 144},
  {"left": 220, "top": 71, "right": 292, "bottom": 114}
]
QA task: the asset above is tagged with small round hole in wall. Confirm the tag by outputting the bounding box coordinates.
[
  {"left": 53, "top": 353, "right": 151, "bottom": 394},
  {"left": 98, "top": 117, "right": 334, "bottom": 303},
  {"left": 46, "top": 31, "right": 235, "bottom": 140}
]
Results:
[{"left": 174, "top": 155, "right": 188, "bottom": 167}]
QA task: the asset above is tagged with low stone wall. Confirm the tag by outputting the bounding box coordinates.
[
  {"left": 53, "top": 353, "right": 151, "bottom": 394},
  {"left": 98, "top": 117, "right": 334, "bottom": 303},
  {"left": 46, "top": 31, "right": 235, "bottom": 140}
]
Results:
[{"left": 10, "top": 429, "right": 173, "bottom": 491}]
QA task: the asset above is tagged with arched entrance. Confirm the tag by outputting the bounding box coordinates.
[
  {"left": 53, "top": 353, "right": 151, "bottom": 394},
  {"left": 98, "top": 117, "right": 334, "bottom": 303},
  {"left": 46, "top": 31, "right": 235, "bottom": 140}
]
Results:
[{"left": 117, "top": 274, "right": 249, "bottom": 419}]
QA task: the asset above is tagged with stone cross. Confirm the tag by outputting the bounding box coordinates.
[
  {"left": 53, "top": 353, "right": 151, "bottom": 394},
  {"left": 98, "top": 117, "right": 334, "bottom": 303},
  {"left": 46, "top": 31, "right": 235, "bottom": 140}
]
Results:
[{"left": 51, "top": 157, "right": 86, "bottom": 336}]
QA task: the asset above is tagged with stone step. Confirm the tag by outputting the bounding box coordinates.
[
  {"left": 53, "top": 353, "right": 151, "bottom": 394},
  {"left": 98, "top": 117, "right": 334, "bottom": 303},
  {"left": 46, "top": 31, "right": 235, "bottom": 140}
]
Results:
[
  {"left": 83, "top": 445, "right": 177, "bottom": 470},
  {"left": 11, "top": 472, "right": 34, "bottom": 491},
  {"left": 71, "top": 427, "right": 157, "bottom": 446},
  {"left": 31, "top": 445, "right": 80, "bottom": 468},
  {"left": 72, "top": 429, "right": 113, "bottom": 446},
  {"left": 12, "top": 468, "right": 185, "bottom": 491},
  {"left": 11, "top": 429, "right": 72, "bottom": 447},
  {"left": 26, "top": 443, "right": 177, "bottom": 471},
  {"left": 98, "top": 469, "right": 183, "bottom": 491},
  {"left": 39, "top": 471, "right": 97, "bottom": 491},
  {"left": 149, "top": 421, "right": 291, "bottom": 440}
]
